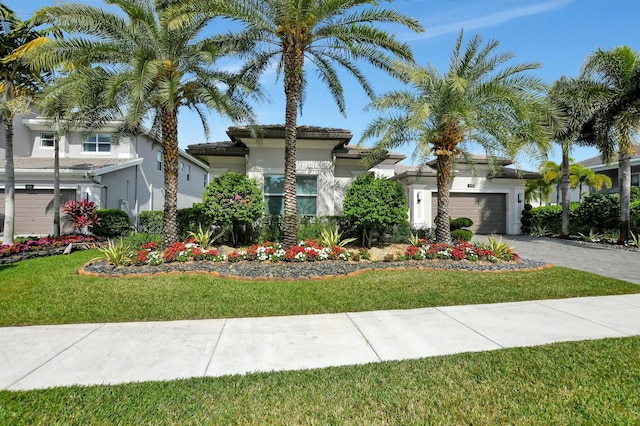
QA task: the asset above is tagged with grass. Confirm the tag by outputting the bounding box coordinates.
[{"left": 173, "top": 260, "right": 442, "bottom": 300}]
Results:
[
  {"left": 1, "top": 249, "right": 639, "bottom": 326},
  {"left": 1, "top": 336, "right": 639, "bottom": 424}
]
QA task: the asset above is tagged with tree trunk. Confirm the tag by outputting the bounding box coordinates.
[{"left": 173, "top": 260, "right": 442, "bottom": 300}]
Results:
[
  {"left": 435, "top": 153, "right": 453, "bottom": 244},
  {"left": 560, "top": 145, "right": 570, "bottom": 236},
  {"left": 619, "top": 150, "right": 631, "bottom": 242},
  {"left": 282, "top": 44, "right": 304, "bottom": 248},
  {"left": 3, "top": 115, "right": 15, "bottom": 245},
  {"left": 160, "top": 107, "right": 180, "bottom": 247},
  {"left": 53, "top": 130, "right": 61, "bottom": 237}
]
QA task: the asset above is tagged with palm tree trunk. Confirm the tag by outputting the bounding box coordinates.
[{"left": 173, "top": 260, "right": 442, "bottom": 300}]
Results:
[
  {"left": 619, "top": 150, "right": 631, "bottom": 242},
  {"left": 2, "top": 114, "right": 15, "bottom": 245},
  {"left": 282, "top": 46, "right": 304, "bottom": 248},
  {"left": 435, "top": 153, "right": 453, "bottom": 244},
  {"left": 53, "top": 129, "right": 61, "bottom": 237},
  {"left": 560, "top": 145, "right": 570, "bottom": 236},
  {"left": 160, "top": 107, "right": 180, "bottom": 247}
]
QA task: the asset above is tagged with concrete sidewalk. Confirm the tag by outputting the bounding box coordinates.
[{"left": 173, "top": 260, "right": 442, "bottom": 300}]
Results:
[{"left": 2, "top": 294, "right": 640, "bottom": 391}]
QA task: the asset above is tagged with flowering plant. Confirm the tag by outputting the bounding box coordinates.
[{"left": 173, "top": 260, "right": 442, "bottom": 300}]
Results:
[{"left": 62, "top": 200, "right": 101, "bottom": 234}]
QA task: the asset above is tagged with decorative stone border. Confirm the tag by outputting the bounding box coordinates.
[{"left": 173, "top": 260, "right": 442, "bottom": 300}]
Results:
[{"left": 78, "top": 259, "right": 553, "bottom": 281}]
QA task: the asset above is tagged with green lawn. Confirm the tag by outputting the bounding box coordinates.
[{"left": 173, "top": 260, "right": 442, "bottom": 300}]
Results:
[
  {"left": 1, "top": 249, "right": 639, "bottom": 326},
  {"left": 1, "top": 336, "right": 639, "bottom": 425}
]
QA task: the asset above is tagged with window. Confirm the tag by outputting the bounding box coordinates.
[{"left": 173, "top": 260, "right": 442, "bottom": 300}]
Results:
[
  {"left": 179, "top": 162, "right": 184, "bottom": 173},
  {"left": 632, "top": 173, "right": 639, "bottom": 188},
  {"left": 82, "top": 133, "right": 111, "bottom": 152},
  {"left": 264, "top": 174, "right": 317, "bottom": 216},
  {"left": 41, "top": 132, "right": 55, "bottom": 148},
  {"left": 204, "top": 173, "right": 209, "bottom": 188},
  {"left": 186, "top": 165, "right": 191, "bottom": 181},
  {"left": 157, "top": 150, "right": 162, "bottom": 171}
]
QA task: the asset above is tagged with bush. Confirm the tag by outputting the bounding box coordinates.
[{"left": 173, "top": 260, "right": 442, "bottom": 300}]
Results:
[
  {"left": 343, "top": 173, "right": 408, "bottom": 248},
  {"left": 451, "top": 228, "right": 473, "bottom": 242},
  {"left": 138, "top": 211, "right": 163, "bottom": 234},
  {"left": 450, "top": 217, "right": 473, "bottom": 230},
  {"left": 177, "top": 204, "right": 207, "bottom": 238},
  {"left": 202, "top": 173, "right": 265, "bottom": 246},
  {"left": 92, "top": 209, "right": 130, "bottom": 237},
  {"left": 630, "top": 200, "right": 640, "bottom": 235},
  {"left": 574, "top": 193, "right": 620, "bottom": 233},
  {"left": 297, "top": 216, "right": 328, "bottom": 241}
]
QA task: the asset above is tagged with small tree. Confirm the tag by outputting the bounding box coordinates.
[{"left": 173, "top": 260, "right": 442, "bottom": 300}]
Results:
[
  {"left": 202, "top": 173, "right": 265, "bottom": 247},
  {"left": 62, "top": 199, "right": 100, "bottom": 234},
  {"left": 343, "top": 174, "right": 408, "bottom": 248}
]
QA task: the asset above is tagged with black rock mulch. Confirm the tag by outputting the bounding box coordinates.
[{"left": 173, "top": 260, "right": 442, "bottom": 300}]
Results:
[{"left": 81, "top": 258, "right": 550, "bottom": 280}]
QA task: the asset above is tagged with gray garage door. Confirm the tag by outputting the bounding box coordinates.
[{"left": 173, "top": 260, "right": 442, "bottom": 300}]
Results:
[
  {"left": 432, "top": 193, "right": 506, "bottom": 234},
  {"left": 0, "top": 189, "right": 75, "bottom": 236}
]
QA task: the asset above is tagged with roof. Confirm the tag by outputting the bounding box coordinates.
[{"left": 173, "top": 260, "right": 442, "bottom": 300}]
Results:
[
  {"left": 489, "top": 168, "right": 540, "bottom": 179},
  {"left": 0, "top": 157, "right": 133, "bottom": 171},
  {"left": 227, "top": 125, "right": 353, "bottom": 146},
  {"left": 186, "top": 141, "right": 249, "bottom": 157},
  {"left": 392, "top": 161, "right": 539, "bottom": 180},
  {"left": 425, "top": 153, "right": 513, "bottom": 167},
  {"left": 579, "top": 146, "right": 640, "bottom": 168}
]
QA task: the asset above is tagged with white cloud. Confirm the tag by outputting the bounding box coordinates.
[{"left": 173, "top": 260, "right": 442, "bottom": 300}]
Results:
[{"left": 406, "top": 0, "right": 575, "bottom": 40}]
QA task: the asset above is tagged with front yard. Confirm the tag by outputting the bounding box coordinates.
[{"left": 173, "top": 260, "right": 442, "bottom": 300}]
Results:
[{"left": 1, "top": 250, "right": 639, "bottom": 424}]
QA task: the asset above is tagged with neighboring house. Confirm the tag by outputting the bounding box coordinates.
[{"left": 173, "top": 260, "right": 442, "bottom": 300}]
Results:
[
  {"left": 188, "top": 125, "right": 537, "bottom": 235},
  {"left": 579, "top": 148, "right": 640, "bottom": 194},
  {"left": 0, "top": 113, "right": 208, "bottom": 236}
]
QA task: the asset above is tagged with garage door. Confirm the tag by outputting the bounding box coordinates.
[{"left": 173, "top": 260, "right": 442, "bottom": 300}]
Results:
[
  {"left": 432, "top": 193, "right": 506, "bottom": 234},
  {"left": 0, "top": 189, "right": 75, "bottom": 236}
]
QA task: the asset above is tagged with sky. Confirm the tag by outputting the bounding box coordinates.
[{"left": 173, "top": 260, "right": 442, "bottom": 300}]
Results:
[{"left": 6, "top": 0, "right": 640, "bottom": 171}]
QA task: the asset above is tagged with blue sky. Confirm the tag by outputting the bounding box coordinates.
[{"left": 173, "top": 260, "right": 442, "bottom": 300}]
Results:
[{"left": 7, "top": 0, "right": 640, "bottom": 171}]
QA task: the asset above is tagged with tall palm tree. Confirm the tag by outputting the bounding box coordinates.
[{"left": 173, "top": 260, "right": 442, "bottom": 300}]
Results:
[
  {"left": 361, "top": 31, "right": 553, "bottom": 243},
  {"left": 569, "top": 163, "right": 612, "bottom": 201},
  {"left": 177, "top": 0, "right": 423, "bottom": 247},
  {"left": 29, "top": 0, "right": 258, "bottom": 247},
  {"left": 0, "top": 5, "right": 47, "bottom": 245},
  {"left": 579, "top": 46, "right": 640, "bottom": 242},
  {"left": 547, "top": 76, "right": 610, "bottom": 235}
]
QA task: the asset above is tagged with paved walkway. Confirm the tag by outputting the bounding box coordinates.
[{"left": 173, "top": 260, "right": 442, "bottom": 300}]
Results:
[{"left": 2, "top": 236, "right": 640, "bottom": 391}]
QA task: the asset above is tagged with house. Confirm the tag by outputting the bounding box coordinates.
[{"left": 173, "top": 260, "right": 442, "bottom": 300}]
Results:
[
  {"left": 0, "top": 113, "right": 209, "bottom": 236},
  {"left": 579, "top": 148, "right": 640, "bottom": 193},
  {"left": 188, "top": 125, "right": 536, "bottom": 235}
]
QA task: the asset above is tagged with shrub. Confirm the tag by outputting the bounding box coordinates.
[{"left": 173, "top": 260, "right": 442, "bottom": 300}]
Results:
[
  {"left": 62, "top": 199, "right": 100, "bottom": 234},
  {"left": 138, "top": 210, "right": 163, "bottom": 234},
  {"left": 574, "top": 193, "right": 620, "bottom": 233},
  {"left": 202, "top": 173, "right": 265, "bottom": 246},
  {"left": 297, "top": 216, "right": 328, "bottom": 241},
  {"left": 450, "top": 217, "right": 473, "bottom": 230},
  {"left": 177, "top": 204, "right": 208, "bottom": 238},
  {"left": 343, "top": 173, "right": 408, "bottom": 248},
  {"left": 630, "top": 199, "right": 640, "bottom": 235},
  {"left": 451, "top": 229, "right": 473, "bottom": 242},
  {"left": 92, "top": 209, "right": 130, "bottom": 237}
]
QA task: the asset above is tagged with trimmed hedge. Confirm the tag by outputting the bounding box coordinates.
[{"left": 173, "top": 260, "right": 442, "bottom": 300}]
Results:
[
  {"left": 93, "top": 209, "right": 130, "bottom": 237},
  {"left": 138, "top": 206, "right": 208, "bottom": 239},
  {"left": 451, "top": 228, "right": 473, "bottom": 242}
]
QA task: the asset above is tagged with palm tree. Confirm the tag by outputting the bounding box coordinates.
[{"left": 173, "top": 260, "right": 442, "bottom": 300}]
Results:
[
  {"left": 540, "top": 160, "right": 562, "bottom": 205},
  {"left": 0, "top": 5, "right": 47, "bottom": 245},
  {"left": 579, "top": 46, "right": 640, "bottom": 242},
  {"left": 547, "top": 76, "right": 610, "bottom": 235},
  {"left": 569, "top": 163, "right": 612, "bottom": 201},
  {"left": 29, "top": 0, "right": 258, "bottom": 247},
  {"left": 524, "top": 178, "right": 553, "bottom": 207},
  {"left": 361, "top": 31, "right": 553, "bottom": 243},
  {"left": 177, "top": 0, "right": 423, "bottom": 247}
]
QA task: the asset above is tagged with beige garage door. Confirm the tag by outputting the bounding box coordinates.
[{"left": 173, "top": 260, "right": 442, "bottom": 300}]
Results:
[
  {"left": 0, "top": 189, "right": 75, "bottom": 236},
  {"left": 432, "top": 193, "right": 506, "bottom": 234}
]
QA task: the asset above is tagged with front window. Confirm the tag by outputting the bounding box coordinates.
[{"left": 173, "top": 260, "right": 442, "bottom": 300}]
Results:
[
  {"left": 264, "top": 174, "right": 317, "bottom": 216},
  {"left": 632, "top": 173, "right": 639, "bottom": 188},
  {"left": 157, "top": 150, "right": 162, "bottom": 171},
  {"left": 186, "top": 165, "right": 191, "bottom": 181},
  {"left": 41, "top": 132, "right": 55, "bottom": 148},
  {"left": 82, "top": 133, "right": 111, "bottom": 152}
]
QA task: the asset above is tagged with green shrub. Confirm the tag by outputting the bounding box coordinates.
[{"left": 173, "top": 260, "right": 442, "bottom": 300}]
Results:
[
  {"left": 121, "top": 232, "right": 161, "bottom": 248},
  {"left": 297, "top": 216, "right": 328, "bottom": 241},
  {"left": 138, "top": 211, "right": 163, "bottom": 234},
  {"left": 450, "top": 217, "right": 473, "bottom": 230},
  {"left": 177, "top": 204, "right": 207, "bottom": 238},
  {"left": 257, "top": 215, "right": 282, "bottom": 243},
  {"left": 343, "top": 173, "right": 408, "bottom": 248},
  {"left": 92, "top": 209, "right": 130, "bottom": 237},
  {"left": 574, "top": 193, "right": 620, "bottom": 233},
  {"left": 202, "top": 172, "right": 265, "bottom": 246},
  {"left": 630, "top": 199, "right": 640, "bottom": 235},
  {"left": 451, "top": 229, "right": 473, "bottom": 242}
]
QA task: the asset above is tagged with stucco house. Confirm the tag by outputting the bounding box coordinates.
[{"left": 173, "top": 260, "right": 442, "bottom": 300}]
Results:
[
  {"left": 0, "top": 114, "right": 208, "bottom": 236},
  {"left": 188, "top": 125, "right": 536, "bottom": 235},
  {"left": 579, "top": 148, "right": 640, "bottom": 193}
]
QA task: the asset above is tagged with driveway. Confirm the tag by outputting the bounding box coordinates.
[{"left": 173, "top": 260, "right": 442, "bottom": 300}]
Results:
[{"left": 478, "top": 235, "right": 640, "bottom": 285}]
